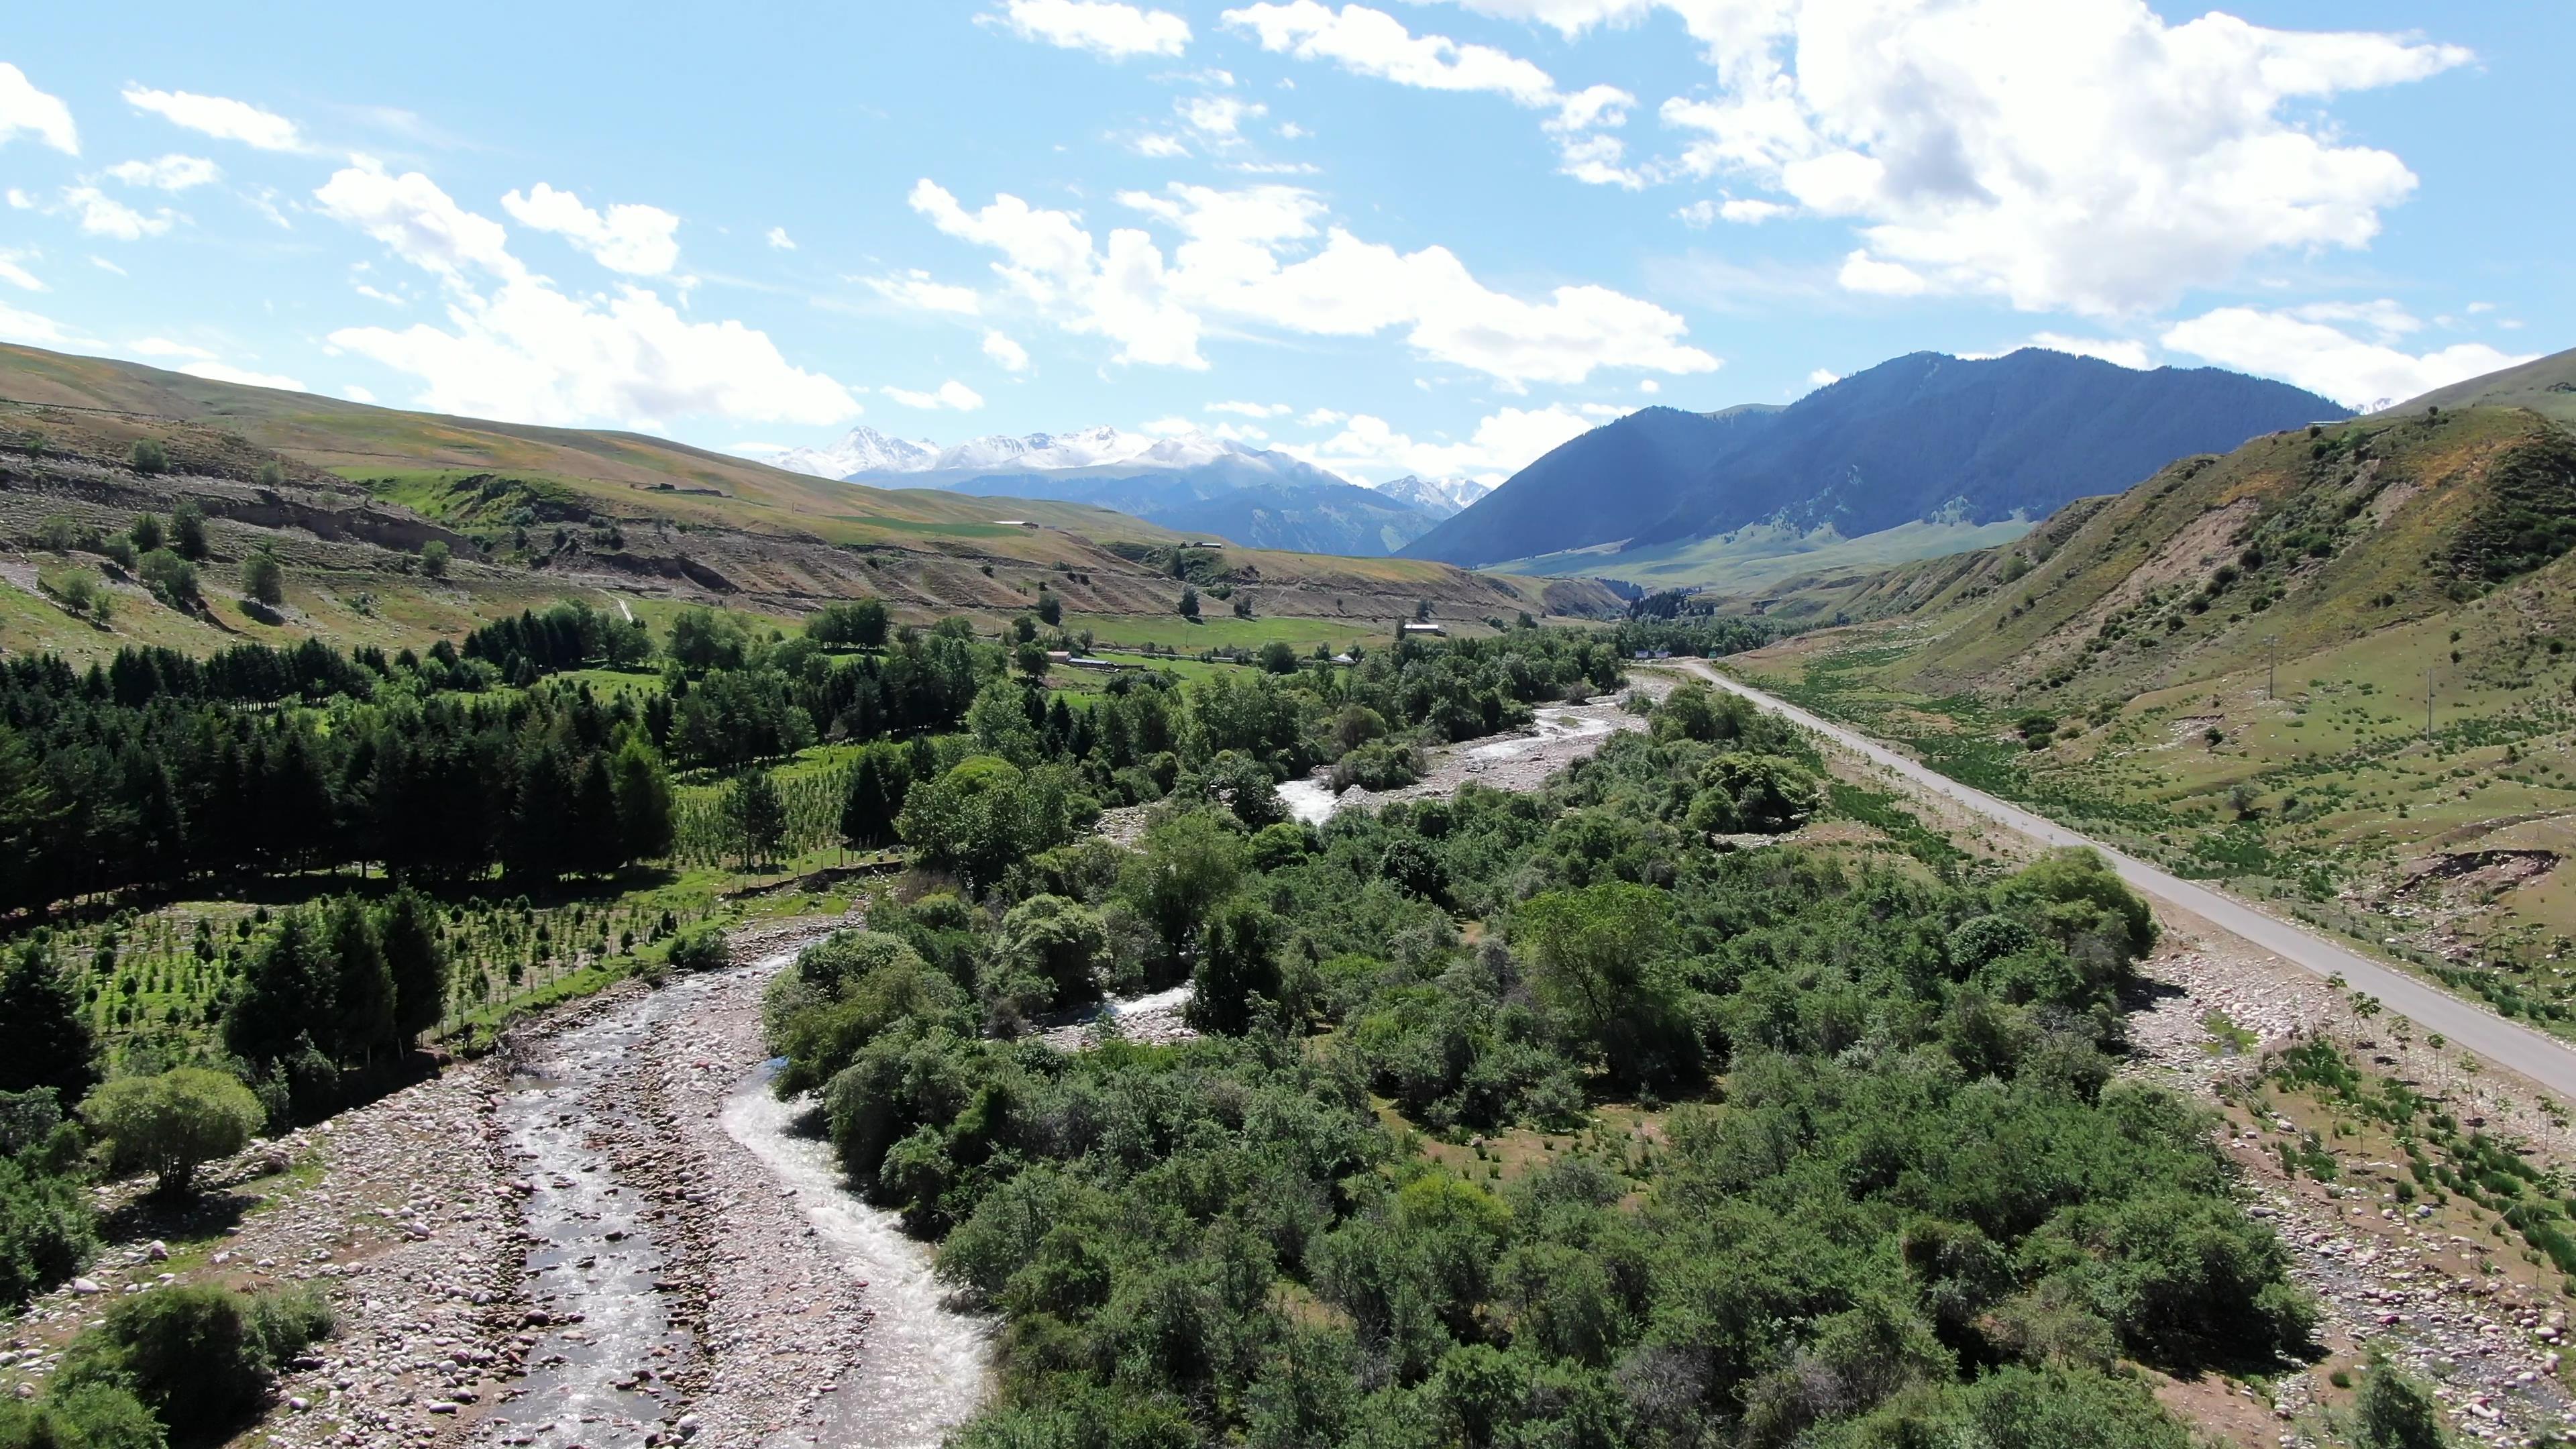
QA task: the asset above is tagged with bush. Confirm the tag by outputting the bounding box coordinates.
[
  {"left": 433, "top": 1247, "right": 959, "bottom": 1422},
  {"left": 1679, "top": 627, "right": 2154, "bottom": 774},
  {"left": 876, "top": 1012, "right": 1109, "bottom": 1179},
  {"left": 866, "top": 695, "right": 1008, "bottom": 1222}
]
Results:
[
  {"left": 0, "top": 1383, "right": 166, "bottom": 1449},
  {"left": 2355, "top": 1360, "right": 2449, "bottom": 1449},
  {"left": 0, "top": 1140, "right": 95, "bottom": 1311},
  {"left": 126, "top": 441, "right": 166, "bottom": 476},
  {"left": 664, "top": 925, "right": 731, "bottom": 973},
  {"left": 169, "top": 502, "right": 208, "bottom": 561},
  {"left": 1329, "top": 740, "right": 1421, "bottom": 794},
  {"left": 53, "top": 1284, "right": 331, "bottom": 1440},
  {"left": 135, "top": 551, "right": 197, "bottom": 610},
  {"left": 418, "top": 540, "right": 449, "bottom": 578},
  {"left": 78, "top": 1069, "right": 264, "bottom": 1197},
  {"left": 239, "top": 549, "right": 284, "bottom": 608}
]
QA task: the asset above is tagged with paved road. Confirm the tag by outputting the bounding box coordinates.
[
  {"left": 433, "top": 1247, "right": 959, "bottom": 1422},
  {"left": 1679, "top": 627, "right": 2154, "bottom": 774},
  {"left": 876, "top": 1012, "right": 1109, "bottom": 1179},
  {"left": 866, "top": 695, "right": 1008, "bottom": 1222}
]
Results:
[{"left": 1677, "top": 660, "right": 2576, "bottom": 1100}]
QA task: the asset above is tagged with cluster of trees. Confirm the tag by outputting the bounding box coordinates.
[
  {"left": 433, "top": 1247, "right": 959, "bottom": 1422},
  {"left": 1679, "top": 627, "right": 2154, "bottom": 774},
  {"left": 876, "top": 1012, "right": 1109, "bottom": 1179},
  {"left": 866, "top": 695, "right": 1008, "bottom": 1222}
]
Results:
[
  {"left": 1, "top": 1280, "right": 335, "bottom": 1447},
  {"left": 221, "top": 890, "right": 449, "bottom": 1120},
  {"left": 0, "top": 651, "right": 679, "bottom": 909},
  {"left": 759, "top": 705, "right": 2320, "bottom": 1447},
  {"left": 462, "top": 600, "right": 651, "bottom": 682}
]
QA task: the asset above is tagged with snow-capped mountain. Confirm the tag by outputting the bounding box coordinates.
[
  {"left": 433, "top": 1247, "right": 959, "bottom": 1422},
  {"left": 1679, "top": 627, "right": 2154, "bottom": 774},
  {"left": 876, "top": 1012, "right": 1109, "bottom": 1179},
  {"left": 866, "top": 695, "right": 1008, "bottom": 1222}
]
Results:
[
  {"left": 763, "top": 421, "right": 1462, "bottom": 555},
  {"left": 1373, "top": 475, "right": 1495, "bottom": 520},
  {"left": 770, "top": 427, "right": 938, "bottom": 480}
]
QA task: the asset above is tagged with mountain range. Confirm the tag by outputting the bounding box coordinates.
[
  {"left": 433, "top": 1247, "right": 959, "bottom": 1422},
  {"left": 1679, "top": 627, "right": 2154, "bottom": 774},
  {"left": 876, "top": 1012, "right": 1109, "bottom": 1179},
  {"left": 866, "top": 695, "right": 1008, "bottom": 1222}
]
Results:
[
  {"left": 1399, "top": 349, "right": 2350, "bottom": 578},
  {"left": 768, "top": 425, "right": 1491, "bottom": 555}
]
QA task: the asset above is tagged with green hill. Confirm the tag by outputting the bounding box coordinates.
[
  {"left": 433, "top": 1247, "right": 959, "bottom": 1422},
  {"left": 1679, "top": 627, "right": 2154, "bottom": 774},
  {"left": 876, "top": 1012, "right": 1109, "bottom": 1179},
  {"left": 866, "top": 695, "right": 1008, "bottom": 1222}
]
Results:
[
  {"left": 0, "top": 344, "right": 1621, "bottom": 663},
  {"left": 1717, "top": 398, "right": 2576, "bottom": 1028},
  {"left": 2376, "top": 345, "right": 2576, "bottom": 429}
]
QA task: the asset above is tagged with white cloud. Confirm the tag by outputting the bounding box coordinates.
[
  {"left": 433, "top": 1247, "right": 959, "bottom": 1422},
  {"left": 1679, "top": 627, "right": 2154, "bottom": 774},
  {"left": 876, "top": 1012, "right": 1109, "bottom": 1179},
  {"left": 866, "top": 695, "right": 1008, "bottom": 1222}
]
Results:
[
  {"left": 868, "top": 270, "right": 983, "bottom": 315},
  {"left": 912, "top": 177, "right": 1717, "bottom": 386},
  {"left": 0, "top": 65, "right": 78, "bottom": 154},
  {"left": 1180, "top": 94, "right": 1267, "bottom": 140},
  {"left": 1132, "top": 132, "right": 1191, "bottom": 158},
  {"left": 982, "top": 329, "right": 1031, "bottom": 371},
  {"left": 105, "top": 154, "right": 219, "bottom": 191},
  {"left": 1141, "top": 415, "right": 1197, "bottom": 435},
  {"left": 1286, "top": 404, "right": 1595, "bottom": 483},
  {"left": 1301, "top": 407, "right": 1346, "bottom": 427},
  {"left": 0, "top": 301, "right": 74, "bottom": 344},
  {"left": 89, "top": 256, "right": 124, "bottom": 276},
  {"left": 1638, "top": 378, "right": 1658, "bottom": 394},
  {"left": 1654, "top": 2, "right": 2470, "bottom": 316},
  {"left": 354, "top": 282, "right": 405, "bottom": 306},
  {"left": 64, "top": 186, "right": 175, "bottom": 241},
  {"left": 991, "top": 0, "right": 1192, "bottom": 58},
  {"left": 315, "top": 161, "right": 859, "bottom": 429},
  {"left": 1418, "top": 0, "right": 1648, "bottom": 36},
  {"left": 1676, "top": 200, "right": 1718, "bottom": 229},
  {"left": 0, "top": 252, "right": 40, "bottom": 291},
  {"left": 121, "top": 87, "right": 307, "bottom": 152},
  {"left": 766, "top": 226, "right": 796, "bottom": 250},
  {"left": 1208, "top": 400, "right": 1293, "bottom": 417},
  {"left": 316, "top": 158, "right": 515, "bottom": 279},
  {"left": 500, "top": 183, "right": 681, "bottom": 276},
  {"left": 130, "top": 337, "right": 216, "bottom": 360},
  {"left": 1721, "top": 198, "right": 1790, "bottom": 224},
  {"left": 883, "top": 380, "right": 987, "bottom": 411},
  {"left": 343, "top": 384, "right": 376, "bottom": 402},
  {"left": 1223, "top": 3, "right": 1640, "bottom": 185},
  {"left": 2160, "top": 305, "right": 2533, "bottom": 410},
  {"left": 1835, "top": 250, "right": 1924, "bottom": 297},
  {"left": 1807, "top": 368, "right": 1839, "bottom": 388},
  {"left": 180, "top": 361, "right": 307, "bottom": 392},
  {"left": 2025, "top": 333, "right": 2153, "bottom": 370}
]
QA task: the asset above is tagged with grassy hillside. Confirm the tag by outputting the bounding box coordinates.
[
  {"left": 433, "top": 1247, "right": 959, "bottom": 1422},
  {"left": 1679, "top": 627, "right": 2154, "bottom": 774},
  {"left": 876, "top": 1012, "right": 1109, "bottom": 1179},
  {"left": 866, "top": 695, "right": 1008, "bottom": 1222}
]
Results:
[
  {"left": 0, "top": 344, "right": 1620, "bottom": 664},
  {"left": 1719, "top": 404, "right": 2576, "bottom": 1032},
  {"left": 2378, "top": 345, "right": 2576, "bottom": 429},
  {"left": 1488, "top": 513, "right": 2037, "bottom": 593}
]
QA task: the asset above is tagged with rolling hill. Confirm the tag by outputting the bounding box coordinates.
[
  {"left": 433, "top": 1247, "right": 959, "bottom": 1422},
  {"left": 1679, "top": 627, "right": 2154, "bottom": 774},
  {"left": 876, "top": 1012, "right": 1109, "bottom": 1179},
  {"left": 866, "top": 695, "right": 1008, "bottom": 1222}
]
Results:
[
  {"left": 1712, "top": 378, "right": 2576, "bottom": 1022},
  {"left": 1403, "top": 349, "right": 2347, "bottom": 584},
  {"left": 0, "top": 344, "right": 1622, "bottom": 664},
  {"left": 2375, "top": 344, "right": 2576, "bottom": 429}
]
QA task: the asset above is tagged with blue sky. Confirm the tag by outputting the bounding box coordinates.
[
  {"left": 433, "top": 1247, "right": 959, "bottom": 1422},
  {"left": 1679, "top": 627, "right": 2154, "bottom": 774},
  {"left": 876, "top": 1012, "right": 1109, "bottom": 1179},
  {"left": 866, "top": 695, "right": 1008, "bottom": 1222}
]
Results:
[{"left": 1, "top": 1, "right": 2565, "bottom": 485}]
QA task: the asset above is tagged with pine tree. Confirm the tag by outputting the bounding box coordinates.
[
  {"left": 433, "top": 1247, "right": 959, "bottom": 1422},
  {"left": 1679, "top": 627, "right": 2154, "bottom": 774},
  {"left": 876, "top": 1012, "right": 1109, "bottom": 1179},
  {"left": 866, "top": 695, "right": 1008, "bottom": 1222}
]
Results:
[
  {"left": 839, "top": 753, "right": 896, "bottom": 851},
  {"left": 376, "top": 888, "right": 449, "bottom": 1046},
  {"left": 325, "top": 896, "right": 396, "bottom": 1067},
  {"left": 728, "top": 770, "right": 788, "bottom": 869},
  {"left": 610, "top": 738, "right": 675, "bottom": 862},
  {"left": 223, "top": 910, "right": 334, "bottom": 1069},
  {"left": 0, "top": 941, "right": 99, "bottom": 1104},
  {"left": 570, "top": 751, "right": 623, "bottom": 876}
]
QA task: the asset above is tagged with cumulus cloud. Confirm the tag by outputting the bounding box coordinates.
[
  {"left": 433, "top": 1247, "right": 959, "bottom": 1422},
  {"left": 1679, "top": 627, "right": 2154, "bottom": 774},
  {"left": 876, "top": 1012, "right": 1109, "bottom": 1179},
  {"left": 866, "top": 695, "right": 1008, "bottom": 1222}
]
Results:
[
  {"left": 64, "top": 186, "right": 175, "bottom": 241},
  {"left": 0, "top": 64, "right": 78, "bottom": 154},
  {"left": 983, "top": 329, "right": 1031, "bottom": 371},
  {"left": 121, "top": 87, "right": 307, "bottom": 152},
  {"left": 0, "top": 301, "right": 75, "bottom": 344},
  {"left": 991, "top": 0, "right": 1192, "bottom": 58},
  {"left": 500, "top": 182, "right": 681, "bottom": 275},
  {"left": 868, "top": 270, "right": 983, "bottom": 315},
  {"left": 1285, "top": 404, "right": 1597, "bottom": 484},
  {"left": 317, "top": 158, "right": 514, "bottom": 279},
  {"left": 1416, "top": 0, "right": 1648, "bottom": 35},
  {"left": 910, "top": 176, "right": 1717, "bottom": 386},
  {"left": 343, "top": 384, "right": 376, "bottom": 402},
  {"left": 314, "top": 160, "right": 858, "bottom": 429},
  {"left": 1179, "top": 94, "right": 1267, "bottom": 141},
  {"left": 2160, "top": 304, "right": 2534, "bottom": 411},
  {"left": 766, "top": 227, "right": 796, "bottom": 250},
  {"left": 106, "top": 154, "right": 220, "bottom": 191},
  {"left": 2024, "top": 333, "right": 2153, "bottom": 370},
  {"left": 1651, "top": 2, "right": 2469, "bottom": 315},
  {"left": 1223, "top": 3, "right": 1640, "bottom": 186},
  {"left": 883, "top": 380, "right": 987, "bottom": 411},
  {"left": 180, "top": 361, "right": 307, "bottom": 392}
]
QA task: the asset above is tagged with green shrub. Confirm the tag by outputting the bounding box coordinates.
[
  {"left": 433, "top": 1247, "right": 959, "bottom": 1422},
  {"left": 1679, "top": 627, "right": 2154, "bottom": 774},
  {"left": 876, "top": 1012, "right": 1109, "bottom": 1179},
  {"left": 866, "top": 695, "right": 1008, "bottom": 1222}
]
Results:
[
  {"left": 664, "top": 925, "right": 731, "bottom": 973},
  {"left": 125, "top": 441, "right": 166, "bottom": 476},
  {"left": 0, "top": 1383, "right": 166, "bottom": 1449},
  {"left": 54, "top": 1285, "right": 331, "bottom": 1440},
  {"left": 78, "top": 1069, "right": 264, "bottom": 1196}
]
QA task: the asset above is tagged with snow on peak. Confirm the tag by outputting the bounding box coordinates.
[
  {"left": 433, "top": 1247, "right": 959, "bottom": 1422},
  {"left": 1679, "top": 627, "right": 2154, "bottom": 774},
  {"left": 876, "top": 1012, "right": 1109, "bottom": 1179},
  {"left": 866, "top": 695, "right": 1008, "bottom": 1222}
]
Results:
[{"left": 770, "top": 426, "right": 938, "bottom": 479}]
